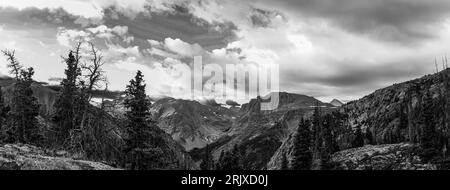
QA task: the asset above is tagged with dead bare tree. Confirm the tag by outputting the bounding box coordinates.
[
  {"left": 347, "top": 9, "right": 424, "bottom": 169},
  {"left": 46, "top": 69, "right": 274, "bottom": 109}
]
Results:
[
  {"left": 67, "top": 41, "right": 109, "bottom": 157},
  {"left": 435, "top": 58, "right": 439, "bottom": 73},
  {"left": 82, "top": 42, "right": 107, "bottom": 101},
  {"left": 445, "top": 55, "right": 449, "bottom": 69},
  {"left": 78, "top": 42, "right": 107, "bottom": 132}
]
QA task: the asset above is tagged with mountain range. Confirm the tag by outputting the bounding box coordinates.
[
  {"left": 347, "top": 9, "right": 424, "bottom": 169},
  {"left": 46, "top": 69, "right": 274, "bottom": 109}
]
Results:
[{"left": 1, "top": 69, "right": 449, "bottom": 170}]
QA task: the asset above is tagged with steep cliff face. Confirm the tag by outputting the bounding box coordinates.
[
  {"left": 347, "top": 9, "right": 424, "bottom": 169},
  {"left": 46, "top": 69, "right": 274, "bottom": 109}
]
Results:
[
  {"left": 0, "top": 144, "right": 119, "bottom": 170},
  {"left": 343, "top": 69, "right": 450, "bottom": 148}
]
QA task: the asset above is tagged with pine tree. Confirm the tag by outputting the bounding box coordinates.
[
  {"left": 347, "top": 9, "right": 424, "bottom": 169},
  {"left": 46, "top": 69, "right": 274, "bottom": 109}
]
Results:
[
  {"left": 216, "top": 150, "right": 226, "bottom": 170},
  {"left": 2, "top": 51, "right": 41, "bottom": 145},
  {"left": 366, "top": 128, "right": 375, "bottom": 145},
  {"left": 9, "top": 70, "right": 41, "bottom": 144},
  {"left": 0, "top": 87, "right": 7, "bottom": 124},
  {"left": 200, "top": 145, "right": 214, "bottom": 170},
  {"left": 53, "top": 51, "right": 82, "bottom": 143},
  {"left": 215, "top": 145, "right": 244, "bottom": 170},
  {"left": 17, "top": 68, "right": 41, "bottom": 144},
  {"left": 230, "top": 144, "right": 244, "bottom": 170},
  {"left": 280, "top": 153, "right": 289, "bottom": 170},
  {"left": 419, "top": 91, "right": 438, "bottom": 161},
  {"left": 124, "top": 70, "right": 165, "bottom": 170},
  {"left": 292, "top": 118, "right": 312, "bottom": 170},
  {"left": 399, "top": 102, "right": 408, "bottom": 129},
  {"left": 311, "top": 101, "right": 324, "bottom": 169},
  {"left": 222, "top": 151, "right": 234, "bottom": 170},
  {"left": 320, "top": 115, "right": 337, "bottom": 169},
  {"left": 0, "top": 87, "right": 10, "bottom": 142},
  {"left": 312, "top": 102, "right": 322, "bottom": 154},
  {"left": 322, "top": 115, "right": 337, "bottom": 155},
  {"left": 352, "top": 125, "right": 364, "bottom": 148}
]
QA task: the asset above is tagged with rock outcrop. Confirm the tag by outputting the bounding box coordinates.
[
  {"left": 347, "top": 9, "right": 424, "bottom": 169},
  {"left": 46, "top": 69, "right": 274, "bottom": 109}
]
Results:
[
  {"left": 0, "top": 144, "right": 119, "bottom": 170},
  {"left": 330, "top": 143, "right": 436, "bottom": 170}
]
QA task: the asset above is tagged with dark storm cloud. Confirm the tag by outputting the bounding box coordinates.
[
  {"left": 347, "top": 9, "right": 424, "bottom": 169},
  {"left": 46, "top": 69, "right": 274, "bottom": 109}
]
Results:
[
  {"left": 249, "top": 9, "right": 281, "bottom": 28},
  {"left": 282, "top": 57, "right": 430, "bottom": 92},
  {"left": 318, "top": 59, "right": 429, "bottom": 87},
  {"left": 103, "top": 7, "right": 237, "bottom": 51},
  {"left": 0, "top": 5, "right": 237, "bottom": 51},
  {"left": 0, "top": 7, "right": 99, "bottom": 29},
  {"left": 260, "top": 0, "right": 450, "bottom": 45}
]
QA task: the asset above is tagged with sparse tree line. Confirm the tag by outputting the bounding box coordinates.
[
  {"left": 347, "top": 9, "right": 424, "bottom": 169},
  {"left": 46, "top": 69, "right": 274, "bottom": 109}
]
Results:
[{"left": 0, "top": 43, "right": 169, "bottom": 170}]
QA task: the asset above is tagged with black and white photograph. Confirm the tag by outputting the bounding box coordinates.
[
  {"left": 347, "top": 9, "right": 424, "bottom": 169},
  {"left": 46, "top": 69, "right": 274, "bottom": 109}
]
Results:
[{"left": 0, "top": 0, "right": 449, "bottom": 187}]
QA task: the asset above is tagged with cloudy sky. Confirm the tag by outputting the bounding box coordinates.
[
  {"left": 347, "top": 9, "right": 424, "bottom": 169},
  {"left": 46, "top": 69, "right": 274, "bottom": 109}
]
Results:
[{"left": 1, "top": 0, "right": 450, "bottom": 103}]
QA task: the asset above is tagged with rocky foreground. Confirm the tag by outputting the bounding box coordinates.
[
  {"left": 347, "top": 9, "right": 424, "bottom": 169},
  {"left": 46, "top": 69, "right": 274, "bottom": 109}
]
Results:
[
  {"left": 268, "top": 142, "right": 436, "bottom": 170},
  {"left": 331, "top": 143, "right": 436, "bottom": 170},
  {"left": 0, "top": 144, "right": 118, "bottom": 170}
]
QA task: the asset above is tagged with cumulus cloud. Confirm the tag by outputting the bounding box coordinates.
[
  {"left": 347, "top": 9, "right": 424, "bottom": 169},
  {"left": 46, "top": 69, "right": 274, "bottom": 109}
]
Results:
[
  {"left": 0, "top": 0, "right": 103, "bottom": 18},
  {"left": 1, "top": 0, "right": 450, "bottom": 103},
  {"left": 164, "top": 38, "right": 204, "bottom": 57},
  {"left": 56, "top": 24, "right": 134, "bottom": 48},
  {"left": 254, "top": 0, "right": 450, "bottom": 45}
]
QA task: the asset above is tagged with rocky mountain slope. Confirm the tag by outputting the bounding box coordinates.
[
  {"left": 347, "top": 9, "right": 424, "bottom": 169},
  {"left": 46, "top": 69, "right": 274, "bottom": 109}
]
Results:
[
  {"left": 0, "top": 144, "right": 118, "bottom": 170},
  {"left": 268, "top": 69, "right": 450, "bottom": 170},
  {"left": 343, "top": 69, "right": 450, "bottom": 147}
]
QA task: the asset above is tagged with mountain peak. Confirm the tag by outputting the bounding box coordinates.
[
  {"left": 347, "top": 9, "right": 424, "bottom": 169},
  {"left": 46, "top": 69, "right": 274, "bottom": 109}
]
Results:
[
  {"left": 330, "top": 99, "right": 344, "bottom": 107},
  {"left": 241, "top": 92, "right": 332, "bottom": 112}
]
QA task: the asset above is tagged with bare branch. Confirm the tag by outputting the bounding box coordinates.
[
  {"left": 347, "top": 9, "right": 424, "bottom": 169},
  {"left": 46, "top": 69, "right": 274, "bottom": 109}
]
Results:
[
  {"left": 80, "top": 42, "right": 107, "bottom": 101},
  {"left": 445, "top": 55, "right": 448, "bottom": 69},
  {"left": 435, "top": 58, "right": 439, "bottom": 73}
]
